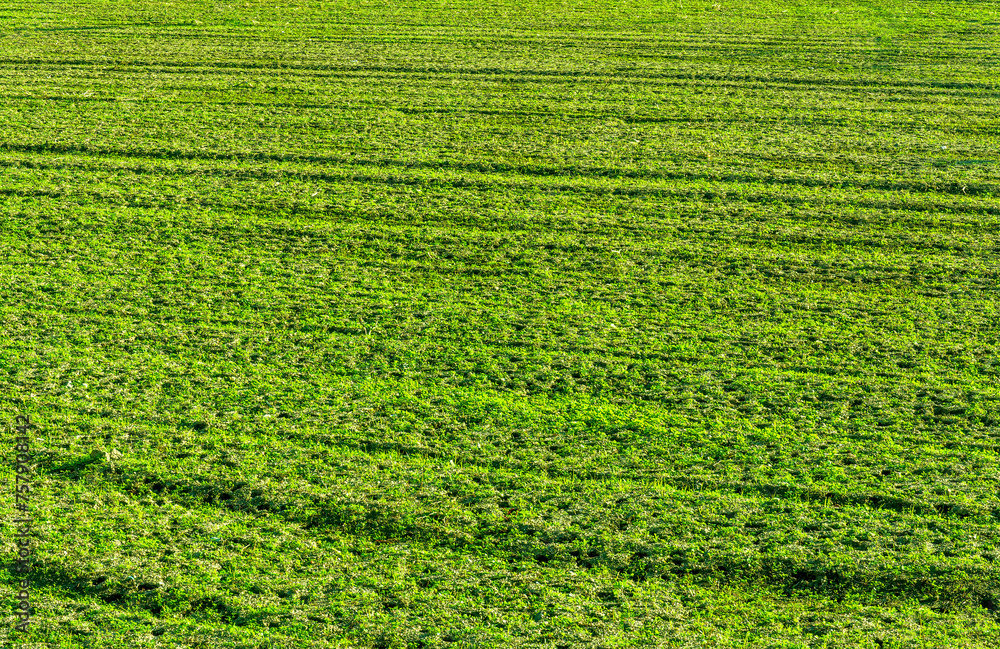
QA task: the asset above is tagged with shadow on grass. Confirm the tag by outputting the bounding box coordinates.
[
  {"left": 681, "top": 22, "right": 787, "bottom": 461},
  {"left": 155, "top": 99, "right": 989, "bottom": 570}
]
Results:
[
  {"left": 3, "top": 560, "right": 267, "bottom": 626},
  {"left": 51, "top": 456, "right": 1000, "bottom": 613}
]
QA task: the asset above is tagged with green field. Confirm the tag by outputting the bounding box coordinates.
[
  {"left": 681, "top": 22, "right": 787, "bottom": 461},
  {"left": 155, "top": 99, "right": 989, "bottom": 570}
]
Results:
[{"left": 1, "top": 0, "right": 999, "bottom": 646}]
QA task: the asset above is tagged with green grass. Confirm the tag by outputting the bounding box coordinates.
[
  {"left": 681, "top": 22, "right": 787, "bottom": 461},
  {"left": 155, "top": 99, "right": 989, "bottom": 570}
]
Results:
[{"left": 0, "top": 0, "right": 999, "bottom": 646}]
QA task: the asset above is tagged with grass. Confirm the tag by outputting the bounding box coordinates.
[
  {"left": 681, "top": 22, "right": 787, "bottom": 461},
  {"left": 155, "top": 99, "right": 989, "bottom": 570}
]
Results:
[{"left": 0, "top": 0, "right": 999, "bottom": 646}]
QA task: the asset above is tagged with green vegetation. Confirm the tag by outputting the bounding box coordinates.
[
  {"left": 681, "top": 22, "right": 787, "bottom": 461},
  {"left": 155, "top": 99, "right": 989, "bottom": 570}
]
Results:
[{"left": 1, "top": 0, "right": 998, "bottom": 646}]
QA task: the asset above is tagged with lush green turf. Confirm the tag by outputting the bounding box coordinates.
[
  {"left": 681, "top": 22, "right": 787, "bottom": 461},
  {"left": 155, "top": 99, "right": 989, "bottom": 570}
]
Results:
[{"left": 1, "top": 0, "right": 999, "bottom": 646}]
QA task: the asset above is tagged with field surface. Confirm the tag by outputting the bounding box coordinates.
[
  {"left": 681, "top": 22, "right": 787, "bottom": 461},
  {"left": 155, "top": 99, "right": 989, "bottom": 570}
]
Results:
[{"left": 1, "top": 0, "right": 999, "bottom": 647}]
